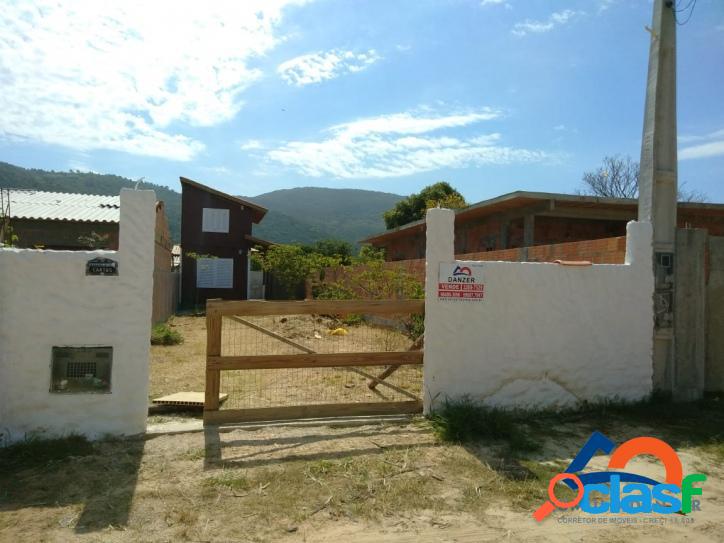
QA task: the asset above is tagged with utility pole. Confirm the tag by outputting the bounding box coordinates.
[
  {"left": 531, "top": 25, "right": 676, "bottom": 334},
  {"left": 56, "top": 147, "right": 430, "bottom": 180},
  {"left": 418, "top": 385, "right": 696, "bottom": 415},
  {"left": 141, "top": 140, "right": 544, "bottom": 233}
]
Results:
[{"left": 638, "top": 0, "right": 678, "bottom": 393}]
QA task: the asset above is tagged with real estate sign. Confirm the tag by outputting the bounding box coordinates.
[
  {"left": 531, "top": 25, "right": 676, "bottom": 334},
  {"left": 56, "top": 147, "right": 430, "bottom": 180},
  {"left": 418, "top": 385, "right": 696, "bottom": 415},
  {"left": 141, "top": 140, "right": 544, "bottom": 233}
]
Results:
[{"left": 438, "top": 262, "right": 484, "bottom": 301}]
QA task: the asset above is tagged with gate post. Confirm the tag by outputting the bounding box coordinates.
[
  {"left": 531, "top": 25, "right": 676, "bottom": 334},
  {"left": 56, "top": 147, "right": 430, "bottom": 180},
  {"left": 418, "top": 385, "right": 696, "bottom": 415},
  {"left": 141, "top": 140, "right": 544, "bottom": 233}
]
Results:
[
  {"left": 205, "top": 303, "right": 222, "bottom": 412},
  {"left": 423, "top": 208, "right": 455, "bottom": 415}
]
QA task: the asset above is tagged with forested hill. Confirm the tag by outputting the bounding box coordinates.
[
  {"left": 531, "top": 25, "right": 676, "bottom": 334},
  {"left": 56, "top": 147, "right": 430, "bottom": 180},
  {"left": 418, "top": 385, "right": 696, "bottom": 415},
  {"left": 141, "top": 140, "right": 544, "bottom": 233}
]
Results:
[
  {"left": 0, "top": 162, "right": 403, "bottom": 246},
  {"left": 244, "top": 187, "right": 402, "bottom": 246},
  {"left": 0, "top": 161, "right": 182, "bottom": 240}
]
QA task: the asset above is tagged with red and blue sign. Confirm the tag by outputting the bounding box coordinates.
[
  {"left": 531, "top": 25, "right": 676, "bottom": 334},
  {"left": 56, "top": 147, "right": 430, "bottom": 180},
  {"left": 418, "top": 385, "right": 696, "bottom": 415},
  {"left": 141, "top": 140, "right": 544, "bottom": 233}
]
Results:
[{"left": 438, "top": 262, "right": 484, "bottom": 301}]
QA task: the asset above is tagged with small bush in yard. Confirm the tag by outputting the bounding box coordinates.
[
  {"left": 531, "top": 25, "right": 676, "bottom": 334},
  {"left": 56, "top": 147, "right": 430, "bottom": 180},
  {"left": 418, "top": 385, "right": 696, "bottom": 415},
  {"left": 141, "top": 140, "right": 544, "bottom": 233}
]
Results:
[
  {"left": 151, "top": 323, "right": 183, "bottom": 345},
  {"left": 429, "top": 396, "right": 540, "bottom": 453}
]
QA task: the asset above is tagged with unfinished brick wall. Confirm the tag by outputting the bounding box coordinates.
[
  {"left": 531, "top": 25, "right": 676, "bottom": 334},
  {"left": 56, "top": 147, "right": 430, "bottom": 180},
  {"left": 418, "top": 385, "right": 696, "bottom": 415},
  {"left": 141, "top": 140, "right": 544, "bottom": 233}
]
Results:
[{"left": 316, "top": 236, "right": 627, "bottom": 297}]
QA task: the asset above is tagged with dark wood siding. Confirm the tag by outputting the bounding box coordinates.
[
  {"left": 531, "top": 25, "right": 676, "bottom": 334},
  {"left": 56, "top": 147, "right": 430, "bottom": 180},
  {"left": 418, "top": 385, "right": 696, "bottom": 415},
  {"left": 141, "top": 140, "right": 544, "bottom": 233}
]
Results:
[{"left": 181, "top": 181, "right": 253, "bottom": 308}]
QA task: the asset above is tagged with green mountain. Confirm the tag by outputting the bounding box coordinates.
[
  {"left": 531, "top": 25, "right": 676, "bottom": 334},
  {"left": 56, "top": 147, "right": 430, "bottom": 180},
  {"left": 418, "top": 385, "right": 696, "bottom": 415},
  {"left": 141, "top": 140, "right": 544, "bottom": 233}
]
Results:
[
  {"left": 0, "top": 161, "right": 182, "bottom": 241},
  {"left": 245, "top": 187, "right": 403, "bottom": 245},
  {"left": 0, "top": 162, "right": 402, "bottom": 246}
]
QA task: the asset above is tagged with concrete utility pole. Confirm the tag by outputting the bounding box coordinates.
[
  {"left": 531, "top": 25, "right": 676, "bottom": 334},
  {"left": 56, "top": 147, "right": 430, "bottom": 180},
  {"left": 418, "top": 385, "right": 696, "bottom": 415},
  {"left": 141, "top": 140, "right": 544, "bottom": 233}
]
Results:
[{"left": 638, "top": 0, "right": 678, "bottom": 393}]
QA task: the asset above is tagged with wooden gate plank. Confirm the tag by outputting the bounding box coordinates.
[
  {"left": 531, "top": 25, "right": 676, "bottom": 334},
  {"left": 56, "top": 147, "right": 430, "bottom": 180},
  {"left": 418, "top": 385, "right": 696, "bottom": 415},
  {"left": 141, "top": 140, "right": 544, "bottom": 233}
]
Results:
[
  {"left": 203, "top": 400, "right": 422, "bottom": 425},
  {"left": 207, "top": 351, "right": 423, "bottom": 370},
  {"left": 205, "top": 311, "right": 222, "bottom": 411},
  {"left": 207, "top": 299, "right": 424, "bottom": 317}
]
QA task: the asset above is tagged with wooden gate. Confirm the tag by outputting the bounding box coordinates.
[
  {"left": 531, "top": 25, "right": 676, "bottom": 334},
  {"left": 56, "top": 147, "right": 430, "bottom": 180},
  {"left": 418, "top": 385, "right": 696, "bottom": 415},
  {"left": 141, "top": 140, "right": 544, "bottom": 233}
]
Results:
[{"left": 204, "top": 299, "right": 424, "bottom": 424}]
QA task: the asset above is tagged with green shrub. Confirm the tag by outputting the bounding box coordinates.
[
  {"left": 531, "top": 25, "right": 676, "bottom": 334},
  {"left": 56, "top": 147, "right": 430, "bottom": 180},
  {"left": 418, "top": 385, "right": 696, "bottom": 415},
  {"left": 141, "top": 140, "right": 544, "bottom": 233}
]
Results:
[
  {"left": 428, "top": 396, "right": 539, "bottom": 452},
  {"left": 314, "top": 257, "right": 425, "bottom": 338},
  {"left": 151, "top": 323, "right": 183, "bottom": 345}
]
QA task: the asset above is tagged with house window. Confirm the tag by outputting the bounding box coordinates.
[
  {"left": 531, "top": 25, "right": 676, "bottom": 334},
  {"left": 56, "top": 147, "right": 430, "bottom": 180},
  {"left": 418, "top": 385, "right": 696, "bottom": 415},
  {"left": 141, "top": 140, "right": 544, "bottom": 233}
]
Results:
[
  {"left": 196, "top": 257, "right": 233, "bottom": 289},
  {"left": 51, "top": 346, "right": 112, "bottom": 393},
  {"left": 202, "top": 208, "right": 229, "bottom": 233}
]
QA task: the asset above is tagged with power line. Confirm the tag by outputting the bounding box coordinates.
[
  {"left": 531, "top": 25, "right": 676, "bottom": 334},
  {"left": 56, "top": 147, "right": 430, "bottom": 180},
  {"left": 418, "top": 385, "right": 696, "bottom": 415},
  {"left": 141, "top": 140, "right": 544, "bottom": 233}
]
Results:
[
  {"left": 674, "top": 0, "right": 697, "bottom": 25},
  {"left": 674, "top": 0, "right": 695, "bottom": 12}
]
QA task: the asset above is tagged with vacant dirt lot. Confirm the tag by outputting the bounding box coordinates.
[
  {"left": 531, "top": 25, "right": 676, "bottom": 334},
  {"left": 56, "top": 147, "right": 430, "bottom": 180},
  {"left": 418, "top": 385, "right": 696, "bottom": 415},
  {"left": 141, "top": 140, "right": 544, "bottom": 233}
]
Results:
[
  {"left": 2, "top": 401, "right": 724, "bottom": 542},
  {"left": 150, "top": 315, "right": 421, "bottom": 409},
  {"left": 149, "top": 316, "right": 208, "bottom": 401}
]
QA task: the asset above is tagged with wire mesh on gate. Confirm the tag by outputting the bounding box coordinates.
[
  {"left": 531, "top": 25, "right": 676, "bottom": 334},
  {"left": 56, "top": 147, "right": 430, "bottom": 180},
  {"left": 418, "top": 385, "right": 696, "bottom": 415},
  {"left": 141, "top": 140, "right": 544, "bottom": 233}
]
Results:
[{"left": 218, "top": 312, "right": 423, "bottom": 410}]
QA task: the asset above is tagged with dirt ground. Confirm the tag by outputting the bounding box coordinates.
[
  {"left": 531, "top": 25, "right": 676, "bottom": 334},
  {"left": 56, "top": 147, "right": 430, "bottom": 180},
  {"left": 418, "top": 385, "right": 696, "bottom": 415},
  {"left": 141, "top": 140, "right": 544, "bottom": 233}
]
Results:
[
  {"left": 1, "top": 415, "right": 723, "bottom": 543},
  {"left": 149, "top": 316, "right": 208, "bottom": 400}
]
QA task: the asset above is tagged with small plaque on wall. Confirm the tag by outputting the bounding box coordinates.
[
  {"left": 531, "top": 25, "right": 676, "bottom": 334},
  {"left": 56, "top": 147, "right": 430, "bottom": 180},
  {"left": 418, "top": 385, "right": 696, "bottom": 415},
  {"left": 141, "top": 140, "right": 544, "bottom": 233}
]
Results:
[{"left": 86, "top": 257, "right": 118, "bottom": 276}]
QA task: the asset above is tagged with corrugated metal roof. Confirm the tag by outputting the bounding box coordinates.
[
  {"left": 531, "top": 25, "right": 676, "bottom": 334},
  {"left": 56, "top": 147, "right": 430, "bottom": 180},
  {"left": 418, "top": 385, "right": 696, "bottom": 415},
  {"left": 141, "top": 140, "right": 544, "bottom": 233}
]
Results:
[{"left": 7, "top": 189, "right": 120, "bottom": 223}]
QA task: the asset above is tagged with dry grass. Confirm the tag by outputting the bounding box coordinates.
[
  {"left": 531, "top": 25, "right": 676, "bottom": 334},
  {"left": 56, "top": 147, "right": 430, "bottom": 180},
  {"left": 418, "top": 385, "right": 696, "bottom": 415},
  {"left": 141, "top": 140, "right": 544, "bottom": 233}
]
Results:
[
  {"left": 0, "top": 421, "right": 554, "bottom": 542},
  {"left": 3, "top": 409, "right": 724, "bottom": 542}
]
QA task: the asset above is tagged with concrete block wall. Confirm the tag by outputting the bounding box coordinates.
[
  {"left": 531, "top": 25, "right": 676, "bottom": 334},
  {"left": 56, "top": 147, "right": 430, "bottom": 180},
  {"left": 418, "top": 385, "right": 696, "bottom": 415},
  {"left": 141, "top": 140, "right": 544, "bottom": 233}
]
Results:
[
  {"left": 422, "top": 208, "right": 654, "bottom": 412},
  {"left": 706, "top": 236, "right": 724, "bottom": 392},
  {"left": 0, "top": 189, "right": 156, "bottom": 444}
]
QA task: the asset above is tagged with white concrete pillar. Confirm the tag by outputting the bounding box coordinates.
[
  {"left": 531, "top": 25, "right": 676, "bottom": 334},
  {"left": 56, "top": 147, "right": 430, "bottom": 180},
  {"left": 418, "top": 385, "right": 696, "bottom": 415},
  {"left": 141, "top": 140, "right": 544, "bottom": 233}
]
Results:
[{"left": 423, "top": 208, "right": 455, "bottom": 414}]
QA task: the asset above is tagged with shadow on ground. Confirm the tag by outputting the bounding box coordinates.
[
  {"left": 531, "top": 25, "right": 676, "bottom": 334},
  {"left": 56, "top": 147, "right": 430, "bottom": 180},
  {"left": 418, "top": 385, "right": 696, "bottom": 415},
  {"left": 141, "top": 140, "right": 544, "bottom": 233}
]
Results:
[
  {"left": 0, "top": 435, "right": 144, "bottom": 534},
  {"left": 203, "top": 422, "right": 436, "bottom": 470}
]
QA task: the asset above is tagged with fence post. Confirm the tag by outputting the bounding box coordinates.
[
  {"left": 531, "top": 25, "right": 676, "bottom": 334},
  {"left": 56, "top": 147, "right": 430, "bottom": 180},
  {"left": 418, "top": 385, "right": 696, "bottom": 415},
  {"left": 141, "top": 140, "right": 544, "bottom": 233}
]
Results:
[{"left": 205, "top": 301, "right": 222, "bottom": 412}]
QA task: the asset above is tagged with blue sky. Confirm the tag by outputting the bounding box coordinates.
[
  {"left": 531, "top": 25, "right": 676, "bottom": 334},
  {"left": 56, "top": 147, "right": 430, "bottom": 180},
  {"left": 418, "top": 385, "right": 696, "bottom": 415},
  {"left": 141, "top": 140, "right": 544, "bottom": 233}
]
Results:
[{"left": 1, "top": 0, "right": 722, "bottom": 202}]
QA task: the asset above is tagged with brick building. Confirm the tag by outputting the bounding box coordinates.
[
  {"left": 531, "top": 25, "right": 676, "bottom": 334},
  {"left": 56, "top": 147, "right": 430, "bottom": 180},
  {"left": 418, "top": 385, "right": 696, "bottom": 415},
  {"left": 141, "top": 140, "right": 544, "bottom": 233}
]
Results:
[{"left": 362, "top": 191, "right": 724, "bottom": 261}]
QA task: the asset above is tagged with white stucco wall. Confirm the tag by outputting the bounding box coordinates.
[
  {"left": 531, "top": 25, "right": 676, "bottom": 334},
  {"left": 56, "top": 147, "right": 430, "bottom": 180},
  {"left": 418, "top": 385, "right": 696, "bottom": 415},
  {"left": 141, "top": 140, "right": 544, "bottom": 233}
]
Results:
[
  {"left": 423, "top": 208, "right": 654, "bottom": 412},
  {"left": 0, "top": 189, "right": 155, "bottom": 444}
]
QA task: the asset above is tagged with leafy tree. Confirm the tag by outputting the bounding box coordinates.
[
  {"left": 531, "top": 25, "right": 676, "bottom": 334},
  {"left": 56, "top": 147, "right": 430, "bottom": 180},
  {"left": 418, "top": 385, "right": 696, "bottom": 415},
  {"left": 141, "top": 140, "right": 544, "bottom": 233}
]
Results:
[
  {"left": 356, "top": 244, "right": 385, "bottom": 263},
  {"left": 383, "top": 182, "right": 467, "bottom": 229},
  {"left": 581, "top": 155, "right": 706, "bottom": 202},
  {"left": 258, "top": 244, "right": 340, "bottom": 296},
  {"left": 301, "top": 239, "right": 353, "bottom": 264},
  {"left": 314, "top": 257, "right": 424, "bottom": 336}
]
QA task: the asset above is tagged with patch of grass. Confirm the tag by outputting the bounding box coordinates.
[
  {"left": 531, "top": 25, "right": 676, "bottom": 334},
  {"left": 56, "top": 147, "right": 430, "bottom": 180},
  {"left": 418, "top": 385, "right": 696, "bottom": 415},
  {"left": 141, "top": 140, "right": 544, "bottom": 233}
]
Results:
[
  {"left": 151, "top": 322, "right": 183, "bottom": 345},
  {"left": 201, "top": 449, "right": 444, "bottom": 525},
  {"left": 203, "top": 470, "right": 252, "bottom": 492},
  {"left": 698, "top": 441, "right": 724, "bottom": 463},
  {"left": 0, "top": 434, "right": 95, "bottom": 474},
  {"left": 429, "top": 393, "right": 724, "bottom": 456},
  {"left": 527, "top": 392, "right": 724, "bottom": 449},
  {"left": 178, "top": 447, "right": 207, "bottom": 461},
  {"left": 437, "top": 447, "right": 567, "bottom": 513},
  {"left": 428, "top": 397, "right": 540, "bottom": 453},
  {"left": 341, "top": 313, "right": 365, "bottom": 326}
]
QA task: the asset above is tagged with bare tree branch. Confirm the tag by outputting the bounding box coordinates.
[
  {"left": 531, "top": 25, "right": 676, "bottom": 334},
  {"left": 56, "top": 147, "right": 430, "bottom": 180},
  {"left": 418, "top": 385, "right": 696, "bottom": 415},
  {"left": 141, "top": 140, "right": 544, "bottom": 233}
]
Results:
[{"left": 580, "top": 155, "right": 706, "bottom": 203}]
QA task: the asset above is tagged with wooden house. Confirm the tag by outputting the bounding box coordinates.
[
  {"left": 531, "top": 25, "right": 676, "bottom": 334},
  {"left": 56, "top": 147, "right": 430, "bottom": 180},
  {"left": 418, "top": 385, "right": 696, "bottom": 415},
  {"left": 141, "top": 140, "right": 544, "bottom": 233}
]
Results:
[{"left": 179, "top": 177, "right": 268, "bottom": 308}]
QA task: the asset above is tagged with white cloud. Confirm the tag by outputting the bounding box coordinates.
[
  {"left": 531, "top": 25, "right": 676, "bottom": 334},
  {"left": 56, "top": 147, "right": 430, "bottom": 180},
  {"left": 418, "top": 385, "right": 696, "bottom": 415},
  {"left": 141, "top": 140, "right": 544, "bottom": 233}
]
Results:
[
  {"left": 203, "top": 166, "right": 232, "bottom": 175},
  {"left": 481, "top": 0, "right": 506, "bottom": 6},
  {"left": 679, "top": 128, "right": 724, "bottom": 144},
  {"left": 240, "top": 139, "right": 265, "bottom": 151},
  {"left": 679, "top": 128, "right": 724, "bottom": 160},
  {"left": 265, "top": 108, "right": 547, "bottom": 178},
  {"left": 0, "top": 1, "right": 302, "bottom": 160},
  {"left": 680, "top": 141, "right": 724, "bottom": 160},
  {"left": 597, "top": 0, "right": 616, "bottom": 14},
  {"left": 278, "top": 49, "right": 381, "bottom": 86},
  {"left": 512, "top": 9, "right": 579, "bottom": 36}
]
